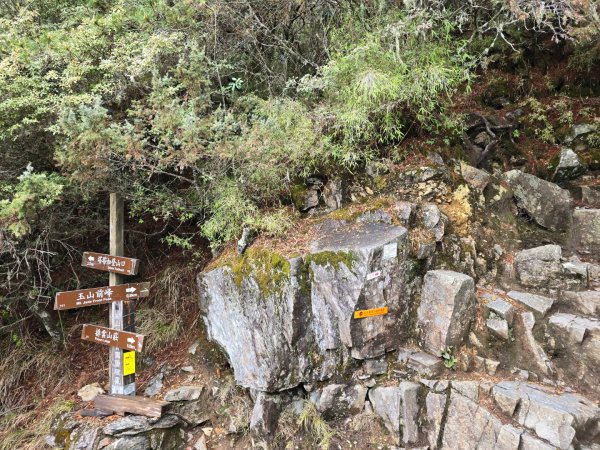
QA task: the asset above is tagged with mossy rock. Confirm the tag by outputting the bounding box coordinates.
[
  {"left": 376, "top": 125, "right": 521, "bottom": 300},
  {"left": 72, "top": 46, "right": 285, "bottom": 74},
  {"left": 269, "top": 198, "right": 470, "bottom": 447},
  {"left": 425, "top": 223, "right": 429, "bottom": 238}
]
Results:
[
  {"left": 306, "top": 250, "right": 355, "bottom": 271},
  {"left": 228, "top": 247, "right": 291, "bottom": 297},
  {"left": 290, "top": 183, "right": 308, "bottom": 211}
]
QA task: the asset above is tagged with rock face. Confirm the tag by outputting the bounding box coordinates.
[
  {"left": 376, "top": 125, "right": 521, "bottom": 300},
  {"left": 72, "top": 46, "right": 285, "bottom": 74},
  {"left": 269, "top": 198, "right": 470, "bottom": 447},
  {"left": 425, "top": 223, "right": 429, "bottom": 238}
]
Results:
[
  {"left": 417, "top": 270, "right": 475, "bottom": 354},
  {"left": 504, "top": 170, "right": 573, "bottom": 231},
  {"left": 198, "top": 222, "right": 410, "bottom": 391}
]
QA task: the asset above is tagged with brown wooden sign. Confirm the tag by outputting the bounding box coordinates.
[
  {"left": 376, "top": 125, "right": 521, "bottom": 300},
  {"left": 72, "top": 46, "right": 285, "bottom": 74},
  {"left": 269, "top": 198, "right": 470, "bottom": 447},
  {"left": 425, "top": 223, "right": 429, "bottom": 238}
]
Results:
[
  {"left": 81, "top": 252, "right": 140, "bottom": 276},
  {"left": 54, "top": 282, "right": 150, "bottom": 311},
  {"left": 81, "top": 324, "right": 145, "bottom": 352}
]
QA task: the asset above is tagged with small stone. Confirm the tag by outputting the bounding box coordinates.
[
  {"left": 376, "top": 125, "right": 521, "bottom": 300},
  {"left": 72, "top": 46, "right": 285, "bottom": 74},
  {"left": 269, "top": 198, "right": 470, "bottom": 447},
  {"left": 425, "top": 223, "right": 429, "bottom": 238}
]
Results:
[
  {"left": 188, "top": 341, "right": 200, "bottom": 355},
  {"left": 202, "top": 427, "right": 213, "bottom": 437},
  {"left": 164, "top": 386, "right": 203, "bottom": 402},
  {"left": 487, "top": 317, "right": 509, "bottom": 340},
  {"left": 452, "top": 381, "right": 479, "bottom": 401},
  {"left": 581, "top": 186, "right": 600, "bottom": 205},
  {"left": 496, "top": 424, "right": 523, "bottom": 450},
  {"left": 460, "top": 162, "right": 491, "bottom": 191},
  {"left": 77, "top": 383, "right": 105, "bottom": 402},
  {"left": 181, "top": 366, "right": 194, "bottom": 373},
  {"left": 486, "top": 298, "right": 515, "bottom": 325},
  {"left": 395, "top": 201, "right": 415, "bottom": 225},
  {"left": 553, "top": 147, "right": 585, "bottom": 181}
]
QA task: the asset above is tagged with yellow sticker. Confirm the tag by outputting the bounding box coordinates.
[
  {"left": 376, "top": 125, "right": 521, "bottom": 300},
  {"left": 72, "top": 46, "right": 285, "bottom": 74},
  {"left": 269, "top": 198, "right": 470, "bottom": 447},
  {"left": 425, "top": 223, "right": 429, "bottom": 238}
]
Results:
[
  {"left": 123, "top": 351, "right": 136, "bottom": 376},
  {"left": 354, "top": 306, "right": 388, "bottom": 319}
]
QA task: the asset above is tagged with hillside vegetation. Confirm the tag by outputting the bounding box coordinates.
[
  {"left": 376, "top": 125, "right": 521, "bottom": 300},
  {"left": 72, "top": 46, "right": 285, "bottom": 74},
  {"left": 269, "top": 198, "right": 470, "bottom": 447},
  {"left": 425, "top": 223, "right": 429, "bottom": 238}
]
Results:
[{"left": 1, "top": 0, "right": 600, "bottom": 448}]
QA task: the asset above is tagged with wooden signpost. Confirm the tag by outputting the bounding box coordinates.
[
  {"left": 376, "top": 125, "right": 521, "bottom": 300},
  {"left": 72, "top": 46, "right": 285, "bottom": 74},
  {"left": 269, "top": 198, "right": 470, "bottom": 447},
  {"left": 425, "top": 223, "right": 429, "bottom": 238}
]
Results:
[
  {"left": 54, "top": 283, "right": 149, "bottom": 310},
  {"left": 54, "top": 193, "right": 147, "bottom": 403},
  {"left": 81, "top": 324, "right": 145, "bottom": 352}
]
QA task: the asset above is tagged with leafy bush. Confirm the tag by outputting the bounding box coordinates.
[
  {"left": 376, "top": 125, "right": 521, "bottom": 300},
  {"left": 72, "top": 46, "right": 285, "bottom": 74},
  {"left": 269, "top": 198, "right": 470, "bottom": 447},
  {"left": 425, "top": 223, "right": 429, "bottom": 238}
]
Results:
[
  {"left": 0, "top": 165, "right": 65, "bottom": 238},
  {"left": 300, "top": 9, "right": 474, "bottom": 146}
]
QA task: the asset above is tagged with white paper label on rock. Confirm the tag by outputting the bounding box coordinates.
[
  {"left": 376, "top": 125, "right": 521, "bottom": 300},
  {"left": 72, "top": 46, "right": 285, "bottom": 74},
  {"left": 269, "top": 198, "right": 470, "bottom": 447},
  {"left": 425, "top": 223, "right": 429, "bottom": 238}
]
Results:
[
  {"left": 366, "top": 270, "right": 381, "bottom": 281},
  {"left": 382, "top": 242, "right": 398, "bottom": 260}
]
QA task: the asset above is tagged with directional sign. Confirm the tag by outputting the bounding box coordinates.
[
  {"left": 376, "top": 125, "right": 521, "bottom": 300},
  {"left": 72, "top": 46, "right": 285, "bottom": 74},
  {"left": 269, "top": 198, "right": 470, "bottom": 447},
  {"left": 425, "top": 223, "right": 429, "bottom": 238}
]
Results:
[
  {"left": 54, "top": 283, "right": 150, "bottom": 310},
  {"left": 81, "top": 324, "right": 145, "bottom": 352},
  {"left": 353, "top": 306, "right": 388, "bottom": 319},
  {"left": 82, "top": 252, "right": 140, "bottom": 276}
]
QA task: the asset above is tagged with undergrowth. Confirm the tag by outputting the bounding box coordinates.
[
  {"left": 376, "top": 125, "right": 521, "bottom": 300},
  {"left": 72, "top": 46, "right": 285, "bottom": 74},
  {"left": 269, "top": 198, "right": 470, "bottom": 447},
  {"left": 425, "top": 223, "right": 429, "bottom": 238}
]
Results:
[{"left": 0, "top": 397, "right": 73, "bottom": 450}]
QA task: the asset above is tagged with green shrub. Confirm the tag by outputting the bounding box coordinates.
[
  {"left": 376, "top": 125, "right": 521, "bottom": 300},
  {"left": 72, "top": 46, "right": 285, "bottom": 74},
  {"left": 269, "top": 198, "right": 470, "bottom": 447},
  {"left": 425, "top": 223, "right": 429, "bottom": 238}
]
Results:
[{"left": 300, "top": 10, "right": 474, "bottom": 146}]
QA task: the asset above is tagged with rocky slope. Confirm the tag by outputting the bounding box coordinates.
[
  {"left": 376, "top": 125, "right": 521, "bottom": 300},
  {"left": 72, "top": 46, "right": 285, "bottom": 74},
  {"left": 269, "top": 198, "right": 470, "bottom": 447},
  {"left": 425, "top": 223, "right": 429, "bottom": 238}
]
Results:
[{"left": 48, "top": 121, "right": 600, "bottom": 449}]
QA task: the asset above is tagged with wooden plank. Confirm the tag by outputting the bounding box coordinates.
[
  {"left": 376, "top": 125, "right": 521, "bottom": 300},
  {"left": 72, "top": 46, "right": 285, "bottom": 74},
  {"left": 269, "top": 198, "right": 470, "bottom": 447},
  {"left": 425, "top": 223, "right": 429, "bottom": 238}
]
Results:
[
  {"left": 81, "top": 252, "right": 140, "bottom": 276},
  {"left": 81, "top": 324, "right": 145, "bottom": 352},
  {"left": 95, "top": 394, "right": 168, "bottom": 418},
  {"left": 54, "top": 282, "right": 150, "bottom": 310}
]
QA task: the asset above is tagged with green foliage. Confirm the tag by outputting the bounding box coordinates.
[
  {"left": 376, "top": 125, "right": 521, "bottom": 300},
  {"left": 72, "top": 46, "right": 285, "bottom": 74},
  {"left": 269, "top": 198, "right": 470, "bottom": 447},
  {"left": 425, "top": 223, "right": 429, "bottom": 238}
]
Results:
[
  {"left": 523, "top": 97, "right": 555, "bottom": 144},
  {"left": 300, "top": 9, "right": 474, "bottom": 145},
  {"left": 0, "top": 165, "right": 65, "bottom": 237},
  {"left": 439, "top": 346, "right": 457, "bottom": 370}
]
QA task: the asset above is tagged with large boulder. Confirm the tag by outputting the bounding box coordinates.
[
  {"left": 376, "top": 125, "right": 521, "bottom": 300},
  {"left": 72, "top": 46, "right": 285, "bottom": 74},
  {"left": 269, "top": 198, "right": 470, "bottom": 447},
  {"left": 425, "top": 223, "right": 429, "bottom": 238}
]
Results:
[
  {"left": 198, "top": 222, "right": 410, "bottom": 391},
  {"left": 504, "top": 170, "right": 573, "bottom": 231},
  {"left": 417, "top": 270, "right": 475, "bottom": 354}
]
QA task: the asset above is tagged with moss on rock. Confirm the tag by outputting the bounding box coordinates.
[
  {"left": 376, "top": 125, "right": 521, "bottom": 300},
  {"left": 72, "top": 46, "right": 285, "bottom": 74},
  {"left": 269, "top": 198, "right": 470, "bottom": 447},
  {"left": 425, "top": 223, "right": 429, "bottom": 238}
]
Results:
[{"left": 228, "top": 247, "right": 291, "bottom": 297}]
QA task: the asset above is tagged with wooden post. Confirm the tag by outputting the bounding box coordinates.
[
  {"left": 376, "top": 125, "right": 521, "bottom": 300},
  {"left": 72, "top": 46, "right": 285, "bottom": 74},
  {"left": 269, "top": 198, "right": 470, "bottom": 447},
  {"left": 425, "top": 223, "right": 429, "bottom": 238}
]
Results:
[{"left": 109, "top": 193, "right": 136, "bottom": 395}]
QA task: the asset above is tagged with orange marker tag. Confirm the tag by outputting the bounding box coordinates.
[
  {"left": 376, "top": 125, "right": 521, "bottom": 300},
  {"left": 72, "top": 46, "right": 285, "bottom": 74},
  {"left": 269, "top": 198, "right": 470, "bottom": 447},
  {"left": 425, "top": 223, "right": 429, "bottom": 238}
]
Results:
[{"left": 353, "top": 306, "right": 389, "bottom": 319}]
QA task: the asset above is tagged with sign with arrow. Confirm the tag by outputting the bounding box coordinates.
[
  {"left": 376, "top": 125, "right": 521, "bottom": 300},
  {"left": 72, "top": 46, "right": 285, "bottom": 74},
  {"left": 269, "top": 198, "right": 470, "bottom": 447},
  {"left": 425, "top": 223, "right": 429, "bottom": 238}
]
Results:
[
  {"left": 81, "top": 324, "right": 145, "bottom": 352},
  {"left": 54, "top": 283, "right": 150, "bottom": 310},
  {"left": 81, "top": 252, "right": 140, "bottom": 276}
]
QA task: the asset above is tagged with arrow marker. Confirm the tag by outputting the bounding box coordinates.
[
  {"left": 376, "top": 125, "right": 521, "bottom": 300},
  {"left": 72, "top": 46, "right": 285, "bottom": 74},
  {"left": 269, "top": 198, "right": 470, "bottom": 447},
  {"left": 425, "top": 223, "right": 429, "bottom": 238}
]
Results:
[
  {"left": 127, "top": 337, "right": 135, "bottom": 344},
  {"left": 125, "top": 287, "right": 136, "bottom": 293}
]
